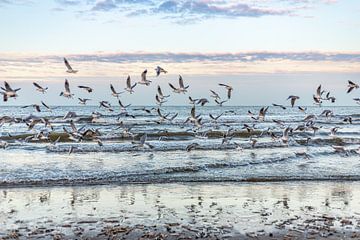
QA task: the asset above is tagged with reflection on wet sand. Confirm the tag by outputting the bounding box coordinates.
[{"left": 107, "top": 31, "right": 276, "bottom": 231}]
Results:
[{"left": 1, "top": 182, "right": 360, "bottom": 239}]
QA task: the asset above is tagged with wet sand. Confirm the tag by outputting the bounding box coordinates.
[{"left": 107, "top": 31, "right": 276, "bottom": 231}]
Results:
[{"left": 1, "top": 181, "right": 360, "bottom": 239}]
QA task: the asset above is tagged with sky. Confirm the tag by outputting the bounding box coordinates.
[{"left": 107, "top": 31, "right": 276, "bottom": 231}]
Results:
[{"left": 0, "top": 0, "right": 360, "bottom": 106}]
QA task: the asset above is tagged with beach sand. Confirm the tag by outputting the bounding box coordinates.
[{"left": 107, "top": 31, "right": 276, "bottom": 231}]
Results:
[{"left": 1, "top": 181, "right": 360, "bottom": 239}]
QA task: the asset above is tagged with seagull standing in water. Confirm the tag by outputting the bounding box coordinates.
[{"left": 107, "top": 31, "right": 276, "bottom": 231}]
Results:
[{"left": 64, "top": 58, "right": 78, "bottom": 73}]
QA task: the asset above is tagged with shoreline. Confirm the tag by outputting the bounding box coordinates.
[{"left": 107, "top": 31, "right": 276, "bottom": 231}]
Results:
[{"left": 2, "top": 181, "right": 360, "bottom": 239}]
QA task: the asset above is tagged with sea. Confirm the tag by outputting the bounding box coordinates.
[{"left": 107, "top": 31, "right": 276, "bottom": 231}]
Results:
[{"left": 0, "top": 105, "right": 359, "bottom": 187}]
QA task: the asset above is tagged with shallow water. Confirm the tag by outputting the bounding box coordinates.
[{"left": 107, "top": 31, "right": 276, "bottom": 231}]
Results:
[{"left": 0, "top": 105, "right": 360, "bottom": 186}]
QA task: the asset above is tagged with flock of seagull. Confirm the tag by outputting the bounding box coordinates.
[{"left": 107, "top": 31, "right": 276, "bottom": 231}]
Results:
[{"left": 0, "top": 58, "right": 360, "bottom": 155}]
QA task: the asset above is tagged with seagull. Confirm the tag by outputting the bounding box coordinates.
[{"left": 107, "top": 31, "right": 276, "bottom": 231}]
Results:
[
  {"left": 99, "top": 101, "right": 113, "bottom": 112},
  {"left": 215, "top": 99, "right": 227, "bottom": 107},
  {"left": 118, "top": 99, "right": 131, "bottom": 111},
  {"left": 110, "top": 84, "right": 123, "bottom": 98},
  {"left": 156, "top": 94, "right": 167, "bottom": 106},
  {"left": 313, "top": 85, "right": 322, "bottom": 105},
  {"left": 281, "top": 127, "right": 292, "bottom": 145},
  {"left": 188, "top": 96, "right": 198, "bottom": 105},
  {"left": 157, "top": 85, "right": 170, "bottom": 99},
  {"left": 60, "top": 79, "right": 73, "bottom": 98},
  {"left": 138, "top": 70, "right": 152, "bottom": 86},
  {"left": 78, "top": 85, "right": 93, "bottom": 93},
  {"left": 63, "top": 111, "right": 77, "bottom": 119},
  {"left": 155, "top": 66, "right": 167, "bottom": 77},
  {"left": 353, "top": 98, "right": 360, "bottom": 104},
  {"left": 287, "top": 95, "right": 300, "bottom": 107},
  {"left": 325, "top": 92, "right": 336, "bottom": 103},
  {"left": 258, "top": 106, "right": 269, "bottom": 121},
  {"left": 298, "top": 106, "right": 307, "bottom": 113},
  {"left": 22, "top": 104, "right": 41, "bottom": 112},
  {"left": 33, "top": 82, "right": 48, "bottom": 94},
  {"left": 209, "top": 113, "right": 223, "bottom": 123},
  {"left": 330, "top": 127, "right": 339, "bottom": 136},
  {"left": 124, "top": 75, "right": 137, "bottom": 94},
  {"left": 210, "top": 90, "right": 221, "bottom": 100},
  {"left": 1, "top": 81, "right": 21, "bottom": 102},
  {"left": 186, "top": 143, "right": 199, "bottom": 152},
  {"left": 347, "top": 80, "right": 359, "bottom": 93},
  {"left": 197, "top": 98, "right": 209, "bottom": 106},
  {"left": 41, "top": 101, "right": 52, "bottom": 111},
  {"left": 218, "top": 83, "right": 233, "bottom": 99},
  {"left": 184, "top": 106, "right": 202, "bottom": 128},
  {"left": 132, "top": 134, "right": 154, "bottom": 149},
  {"left": 64, "top": 57, "right": 78, "bottom": 73},
  {"left": 78, "top": 98, "right": 91, "bottom": 105},
  {"left": 169, "top": 75, "right": 189, "bottom": 94},
  {"left": 272, "top": 103, "right": 286, "bottom": 110}
]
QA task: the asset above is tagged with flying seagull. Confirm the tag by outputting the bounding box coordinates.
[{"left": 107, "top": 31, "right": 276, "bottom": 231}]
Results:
[
  {"left": 155, "top": 66, "right": 167, "bottom": 77},
  {"left": 78, "top": 85, "right": 93, "bottom": 93},
  {"left": 33, "top": 82, "right": 48, "bottom": 94},
  {"left": 218, "top": 83, "right": 233, "bottom": 99},
  {"left": 1, "top": 81, "right": 21, "bottom": 102},
  {"left": 169, "top": 75, "right": 189, "bottom": 94},
  {"left": 64, "top": 58, "right": 78, "bottom": 74},
  {"left": 347, "top": 80, "right": 359, "bottom": 93},
  {"left": 60, "top": 79, "right": 73, "bottom": 98},
  {"left": 124, "top": 75, "right": 137, "bottom": 94},
  {"left": 110, "top": 84, "right": 123, "bottom": 98},
  {"left": 138, "top": 69, "right": 152, "bottom": 86},
  {"left": 287, "top": 95, "right": 300, "bottom": 107}
]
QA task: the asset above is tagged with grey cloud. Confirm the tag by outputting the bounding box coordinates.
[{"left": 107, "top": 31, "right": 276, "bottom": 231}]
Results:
[{"left": 2, "top": 52, "right": 360, "bottom": 64}]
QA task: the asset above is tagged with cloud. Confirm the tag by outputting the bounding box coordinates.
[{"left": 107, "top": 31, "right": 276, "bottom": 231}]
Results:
[
  {"left": 2, "top": 51, "right": 360, "bottom": 64},
  {"left": 52, "top": 0, "right": 339, "bottom": 23},
  {"left": 91, "top": 0, "right": 117, "bottom": 11}
]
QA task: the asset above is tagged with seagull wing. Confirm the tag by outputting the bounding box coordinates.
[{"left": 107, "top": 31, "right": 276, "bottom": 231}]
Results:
[
  {"left": 33, "top": 82, "right": 42, "bottom": 89},
  {"left": 179, "top": 75, "right": 184, "bottom": 88},
  {"left": 126, "top": 76, "right": 131, "bottom": 88},
  {"left": 64, "top": 79, "right": 70, "bottom": 92},
  {"left": 64, "top": 58, "right": 73, "bottom": 71}
]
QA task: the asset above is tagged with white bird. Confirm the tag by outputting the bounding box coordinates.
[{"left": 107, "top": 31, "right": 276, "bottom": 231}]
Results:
[
  {"left": 287, "top": 95, "right": 300, "bottom": 107},
  {"left": 155, "top": 66, "right": 167, "bottom": 77},
  {"left": 124, "top": 76, "right": 137, "bottom": 94},
  {"left": 138, "top": 70, "right": 152, "bottom": 86},
  {"left": 60, "top": 79, "right": 73, "bottom": 98},
  {"left": 78, "top": 98, "right": 91, "bottom": 105},
  {"left": 157, "top": 85, "right": 170, "bottom": 99},
  {"left": 1, "top": 81, "right": 21, "bottom": 102},
  {"left": 218, "top": 83, "right": 233, "bottom": 99},
  {"left": 110, "top": 84, "right": 123, "bottom": 98},
  {"left": 78, "top": 85, "right": 93, "bottom": 93},
  {"left": 156, "top": 94, "right": 167, "bottom": 106},
  {"left": 347, "top": 80, "right": 359, "bottom": 93},
  {"left": 33, "top": 82, "right": 48, "bottom": 94},
  {"left": 169, "top": 75, "right": 189, "bottom": 94},
  {"left": 210, "top": 90, "right": 221, "bottom": 100},
  {"left": 64, "top": 58, "right": 78, "bottom": 73},
  {"left": 118, "top": 99, "right": 131, "bottom": 111},
  {"left": 132, "top": 134, "right": 154, "bottom": 149}
]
